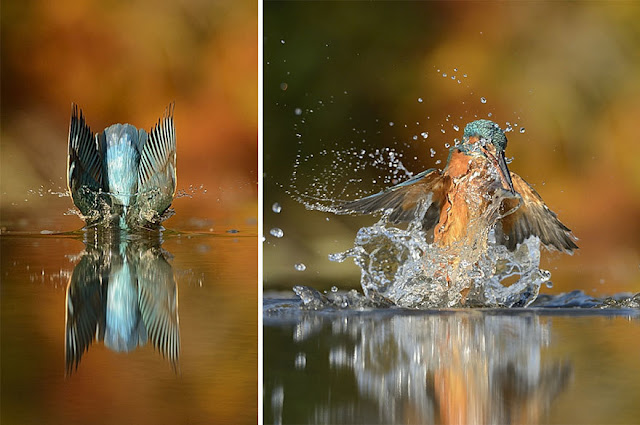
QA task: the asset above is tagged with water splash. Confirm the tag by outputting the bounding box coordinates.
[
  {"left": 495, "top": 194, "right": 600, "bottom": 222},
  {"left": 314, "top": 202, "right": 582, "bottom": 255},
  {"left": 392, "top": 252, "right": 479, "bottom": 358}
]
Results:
[{"left": 328, "top": 190, "right": 550, "bottom": 308}]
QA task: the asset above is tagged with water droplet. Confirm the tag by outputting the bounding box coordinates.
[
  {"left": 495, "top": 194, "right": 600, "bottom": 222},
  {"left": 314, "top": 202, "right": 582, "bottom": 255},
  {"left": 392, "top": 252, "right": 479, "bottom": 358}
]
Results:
[
  {"left": 280, "top": 39, "right": 285, "bottom": 44},
  {"left": 435, "top": 159, "right": 442, "bottom": 165},
  {"left": 421, "top": 132, "right": 429, "bottom": 139},
  {"left": 389, "top": 122, "right": 394, "bottom": 126},
  {"left": 442, "top": 73, "right": 447, "bottom": 77},
  {"left": 418, "top": 97, "right": 423, "bottom": 103},
  {"left": 270, "top": 228, "right": 284, "bottom": 238},
  {"left": 545, "top": 281, "right": 553, "bottom": 288},
  {"left": 272, "top": 202, "right": 282, "bottom": 213},
  {"left": 294, "top": 108, "right": 302, "bottom": 116},
  {"left": 519, "top": 127, "right": 526, "bottom": 133},
  {"left": 294, "top": 352, "right": 306, "bottom": 369},
  {"left": 440, "top": 129, "right": 446, "bottom": 134},
  {"left": 331, "top": 286, "right": 338, "bottom": 293},
  {"left": 280, "top": 82, "right": 288, "bottom": 91},
  {"left": 487, "top": 112, "right": 492, "bottom": 117},
  {"left": 444, "top": 143, "right": 450, "bottom": 148},
  {"left": 453, "top": 125, "right": 459, "bottom": 131},
  {"left": 430, "top": 148, "right": 436, "bottom": 157},
  {"left": 480, "top": 97, "right": 487, "bottom": 104},
  {"left": 294, "top": 263, "right": 306, "bottom": 271}
]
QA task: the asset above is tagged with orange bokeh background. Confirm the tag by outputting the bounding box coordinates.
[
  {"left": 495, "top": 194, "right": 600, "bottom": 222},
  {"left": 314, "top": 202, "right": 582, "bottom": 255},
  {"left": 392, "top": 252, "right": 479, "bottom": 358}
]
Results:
[{"left": 1, "top": 0, "right": 257, "bottom": 231}]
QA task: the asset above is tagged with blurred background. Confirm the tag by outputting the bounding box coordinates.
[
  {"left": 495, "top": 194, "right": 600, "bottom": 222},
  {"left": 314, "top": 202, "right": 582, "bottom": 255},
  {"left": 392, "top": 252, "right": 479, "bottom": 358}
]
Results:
[
  {"left": 1, "top": 0, "right": 257, "bottom": 232},
  {"left": 264, "top": 1, "right": 640, "bottom": 296},
  {"left": 1, "top": 1, "right": 257, "bottom": 424}
]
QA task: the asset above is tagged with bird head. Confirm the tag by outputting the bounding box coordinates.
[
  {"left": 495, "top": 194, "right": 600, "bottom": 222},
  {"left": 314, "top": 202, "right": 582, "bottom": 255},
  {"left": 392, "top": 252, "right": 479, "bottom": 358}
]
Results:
[{"left": 462, "top": 119, "right": 514, "bottom": 193}]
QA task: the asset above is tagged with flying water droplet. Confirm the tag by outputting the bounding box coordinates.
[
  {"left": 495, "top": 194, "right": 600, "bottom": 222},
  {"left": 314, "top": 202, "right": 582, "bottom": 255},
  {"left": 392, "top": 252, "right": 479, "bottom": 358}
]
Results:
[
  {"left": 519, "top": 127, "right": 526, "bottom": 133},
  {"left": 418, "top": 97, "right": 423, "bottom": 103},
  {"left": 294, "top": 108, "right": 302, "bottom": 116},
  {"left": 421, "top": 132, "right": 429, "bottom": 139},
  {"left": 294, "top": 353, "right": 306, "bottom": 369},
  {"left": 272, "top": 202, "right": 282, "bottom": 213},
  {"left": 430, "top": 148, "right": 436, "bottom": 157},
  {"left": 480, "top": 97, "right": 487, "bottom": 104},
  {"left": 270, "top": 228, "right": 284, "bottom": 238},
  {"left": 294, "top": 263, "right": 306, "bottom": 271},
  {"left": 453, "top": 125, "right": 459, "bottom": 131}
]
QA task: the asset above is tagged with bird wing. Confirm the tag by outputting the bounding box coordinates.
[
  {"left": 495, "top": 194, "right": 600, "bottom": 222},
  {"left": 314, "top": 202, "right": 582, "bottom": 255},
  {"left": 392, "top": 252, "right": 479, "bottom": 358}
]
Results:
[
  {"left": 65, "top": 253, "right": 106, "bottom": 375},
  {"left": 137, "top": 103, "right": 177, "bottom": 215},
  {"left": 136, "top": 248, "right": 180, "bottom": 371},
  {"left": 497, "top": 173, "right": 578, "bottom": 253},
  {"left": 68, "top": 104, "right": 103, "bottom": 215},
  {"left": 335, "top": 169, "right": 449, "bottom": 232}
]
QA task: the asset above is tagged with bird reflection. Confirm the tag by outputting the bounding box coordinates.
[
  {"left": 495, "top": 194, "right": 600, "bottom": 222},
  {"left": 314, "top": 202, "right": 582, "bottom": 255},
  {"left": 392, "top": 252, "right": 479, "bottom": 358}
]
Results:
[
  {"left": 264, "top": 306, "right": 572, "bottom": 425},
  {"left": 65, "top": 229, "right": 180, "bottom": 375}
]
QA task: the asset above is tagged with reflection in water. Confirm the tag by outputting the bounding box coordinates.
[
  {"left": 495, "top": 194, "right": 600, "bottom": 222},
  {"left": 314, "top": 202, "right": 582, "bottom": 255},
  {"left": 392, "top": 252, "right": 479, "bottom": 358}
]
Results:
[
  {"left": 264, "top": 303, "right": 571, "bottom": 425},
  {"left": 65, "top": 230, "right": 180, "bottom": 375}
]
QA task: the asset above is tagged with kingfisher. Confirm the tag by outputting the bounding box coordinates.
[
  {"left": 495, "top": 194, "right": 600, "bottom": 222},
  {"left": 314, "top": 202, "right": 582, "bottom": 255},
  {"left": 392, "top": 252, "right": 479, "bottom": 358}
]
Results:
[
  {"left": 67, "top": 103, "right": 177, "bottom": 229},
  {"left": 336, "top": 120, "right": 577, "bottom": 254}
]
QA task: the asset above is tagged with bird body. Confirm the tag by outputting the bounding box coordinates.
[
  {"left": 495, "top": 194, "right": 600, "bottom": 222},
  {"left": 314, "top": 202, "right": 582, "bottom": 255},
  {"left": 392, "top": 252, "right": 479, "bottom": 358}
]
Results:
[
  {"left": 337, "top": 120, "right": 577, "bottom": 255},
  {"left": 67, "top": 104, "right": 176, "bottom": 229}
]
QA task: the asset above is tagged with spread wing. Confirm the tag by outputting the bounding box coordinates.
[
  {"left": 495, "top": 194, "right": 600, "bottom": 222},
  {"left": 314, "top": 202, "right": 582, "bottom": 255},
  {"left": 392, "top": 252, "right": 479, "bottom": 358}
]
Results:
[
  {"left": 137, "top": 249, "right": 180, "bottom": 371},
  {"left": 67, "top": 104, "right": 104, "bottom": 216},
  {"left": 65, "top": 253, "right": 106, "bottom": 375},
  {"left": 137, "top": 103, "right": 177, "bottom": 215},
  {"left": 334, "top": 169, "right": 449, "bottom": 232},
  {"left": 497, "top": 173, "right": 578, "bottom": 253}
]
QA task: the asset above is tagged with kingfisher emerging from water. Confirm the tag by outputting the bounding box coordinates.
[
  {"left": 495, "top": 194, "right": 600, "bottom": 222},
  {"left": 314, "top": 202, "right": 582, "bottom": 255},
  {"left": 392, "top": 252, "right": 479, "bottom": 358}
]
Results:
[
  {"left": 337, "top": 120, "right": 577, "bottom": 254},
  {"left": 67, "top": 103, "right": 177, "bottom": 230}
]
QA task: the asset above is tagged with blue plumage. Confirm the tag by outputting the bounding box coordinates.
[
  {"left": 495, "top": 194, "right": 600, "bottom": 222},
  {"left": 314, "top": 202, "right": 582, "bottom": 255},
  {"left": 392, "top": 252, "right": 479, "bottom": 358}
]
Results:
[{"left": 67, "top": 104, "right": 177, "bottom": 229}]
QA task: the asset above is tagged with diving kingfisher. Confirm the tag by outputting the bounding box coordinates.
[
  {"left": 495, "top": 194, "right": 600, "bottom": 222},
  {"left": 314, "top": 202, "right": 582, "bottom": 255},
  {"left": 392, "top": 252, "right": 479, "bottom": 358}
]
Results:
[
  {"left": 67, "top": 103, "right": 177, "bottom": 229},
  {"left": 337, "top": 119, "right": 578, "bottom": 254}
]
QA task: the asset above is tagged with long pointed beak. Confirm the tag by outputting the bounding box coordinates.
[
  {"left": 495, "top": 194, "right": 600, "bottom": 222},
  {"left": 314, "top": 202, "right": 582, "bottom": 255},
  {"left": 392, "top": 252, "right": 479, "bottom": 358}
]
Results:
[
  {"left": 481, "top": 145, "right": 515, "bottom": 193},
  {"left": 496, "top": 150, "right": 515, "bottom": 193}
]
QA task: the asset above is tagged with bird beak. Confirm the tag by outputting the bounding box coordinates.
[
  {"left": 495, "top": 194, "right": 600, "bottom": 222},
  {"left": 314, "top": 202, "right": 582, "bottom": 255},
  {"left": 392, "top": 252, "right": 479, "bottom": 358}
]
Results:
[
  {"left": 481, "top": 145, "right": 515, "bottom": 193},
  {"left": 496, "top": 150, "right": 515, "bottom": 193}
]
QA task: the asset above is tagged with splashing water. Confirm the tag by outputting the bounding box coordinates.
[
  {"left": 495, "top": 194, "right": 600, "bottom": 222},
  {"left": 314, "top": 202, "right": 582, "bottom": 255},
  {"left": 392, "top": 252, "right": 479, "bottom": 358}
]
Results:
[{"left": 328, "top": 189, "right": 550, "bottom": 308}]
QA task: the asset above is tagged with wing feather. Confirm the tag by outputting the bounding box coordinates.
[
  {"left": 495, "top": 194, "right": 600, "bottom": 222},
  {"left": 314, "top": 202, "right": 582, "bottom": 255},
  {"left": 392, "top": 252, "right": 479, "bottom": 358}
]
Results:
[
  {"left": 497, "top": 173, "right": 578, "bottom": 253},
  {"left": 137, "top": 103, "right": 177, "bottom": 214},
  {"left": 67, "top": 104, "right": 104, "bottom": 215},
  {"left": 335, "top": 169, "right": 449, "bottom": 232}
]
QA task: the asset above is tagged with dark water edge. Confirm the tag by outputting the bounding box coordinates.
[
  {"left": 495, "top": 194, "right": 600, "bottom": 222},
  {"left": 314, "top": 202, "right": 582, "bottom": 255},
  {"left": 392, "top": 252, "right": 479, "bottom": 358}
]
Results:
[
  {"left": 265, "top": 287, "right": 640, "bottom": 316},
  {"left": 263, "top": 291, "right": 640, "bottom": 425}
]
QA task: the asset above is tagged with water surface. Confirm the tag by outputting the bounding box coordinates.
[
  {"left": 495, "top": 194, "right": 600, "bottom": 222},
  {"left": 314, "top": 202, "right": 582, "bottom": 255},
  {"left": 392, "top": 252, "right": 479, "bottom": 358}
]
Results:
[
  {"left": 264, "top": 294, "right": 640, "bottom": 425},
  {"left": 1, "top": 221, "right": 257, "bottom": 425}
]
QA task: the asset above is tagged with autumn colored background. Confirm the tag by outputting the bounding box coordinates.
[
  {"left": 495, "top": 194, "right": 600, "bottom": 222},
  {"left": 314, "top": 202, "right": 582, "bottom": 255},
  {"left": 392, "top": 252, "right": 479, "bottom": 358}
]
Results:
[
  {"left": 1, "top": 0, "right": 257, "bottom": 232},
  {"left": 1, "top": 1, "right": 257, "bottom": 424},
  {"left": 264, "top": 1, "right": 640, "bottom": 297}
]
